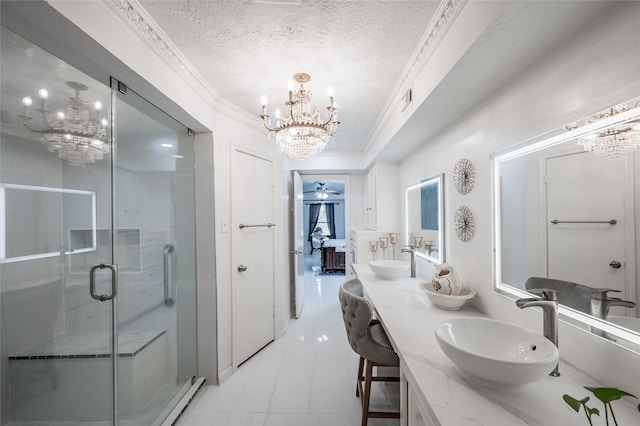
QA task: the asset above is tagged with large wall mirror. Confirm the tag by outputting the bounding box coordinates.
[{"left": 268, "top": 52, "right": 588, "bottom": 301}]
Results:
[
  {"left": 493, "top": 97, "right": 640, "bottom": 348},
  {"left": 405, "top": 173, "right": 444, "bottom": 264}
]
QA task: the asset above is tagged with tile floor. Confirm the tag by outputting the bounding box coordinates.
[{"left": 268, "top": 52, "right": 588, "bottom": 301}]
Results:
[{"left": 178, "top": 253, "right": 400, "bottom": 426}]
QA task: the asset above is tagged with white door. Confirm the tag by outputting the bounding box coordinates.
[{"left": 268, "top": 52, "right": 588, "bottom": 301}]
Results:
[
  {"left": 232, "top": 149, "right": 275, "bottom": 366},
  {"left": 293, "top": 171, "right": 305, "bottom": 318},
  {"left": 365, "top": 168, "right": 377, "bottom": 230},
  {"left": 546, "top": 151, "right": 635, "bottom": 316}
]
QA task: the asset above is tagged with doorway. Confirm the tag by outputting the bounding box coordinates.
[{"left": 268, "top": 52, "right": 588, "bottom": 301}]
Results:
[
  {"left": 0, "top": 28, "right": 198, "bottom": 425},
  {"left": 294, "top": 176, "right": 348, "bottom": 318}
]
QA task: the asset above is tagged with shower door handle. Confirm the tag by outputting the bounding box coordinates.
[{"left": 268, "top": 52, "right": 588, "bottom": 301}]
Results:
[
  {"left": 89, "top": 263, "right": 118, "bottom": 301},
  {"left": 164, "top": 244, "right": 176, "bottom": 307}
]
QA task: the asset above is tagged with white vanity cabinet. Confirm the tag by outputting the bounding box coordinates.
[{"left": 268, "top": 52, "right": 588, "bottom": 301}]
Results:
[
  {"left": 407, "top": 385, "right": 429, "bottom": 426},
  {"left": 401, "top": 369, "right": 437, "bottom": 426},
  {"left": 365, "top": 163, "right": 399, "bottom": 231}
]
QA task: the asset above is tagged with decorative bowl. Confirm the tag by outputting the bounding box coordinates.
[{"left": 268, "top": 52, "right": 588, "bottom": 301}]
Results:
[
  {"left": 368, "top": 260, "right": 410, "bottom": 280},
  {"left": 420, "top": 282, "right": 475, "bottom": 310}
]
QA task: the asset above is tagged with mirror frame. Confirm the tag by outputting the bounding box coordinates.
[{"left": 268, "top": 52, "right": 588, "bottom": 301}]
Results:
[
  {"left": 405, "top": 173, "right": 445, "bottom": 264},
  {"left": 492, "top": 102, "right": 640, "bottom": 346},
  {"left": 0, "top": 183, "right": 97, "bottom": 264}
]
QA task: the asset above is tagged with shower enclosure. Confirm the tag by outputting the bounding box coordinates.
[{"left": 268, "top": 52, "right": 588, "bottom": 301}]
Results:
[{"left": 0, "top": 27, "right": 198, "bottom": 425}]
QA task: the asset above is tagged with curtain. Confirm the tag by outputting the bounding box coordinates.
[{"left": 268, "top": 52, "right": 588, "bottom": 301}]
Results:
[
  {"left": 308, "top": 203, "right": 322, "bottom": 241},
  {"left": 326, "top": 203, "right": 336, "bottom": 239}
]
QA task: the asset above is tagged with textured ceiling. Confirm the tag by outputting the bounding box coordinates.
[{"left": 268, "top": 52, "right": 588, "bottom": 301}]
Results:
[{"left": 138, "top": 0, "right": 440, "bottom": 153}]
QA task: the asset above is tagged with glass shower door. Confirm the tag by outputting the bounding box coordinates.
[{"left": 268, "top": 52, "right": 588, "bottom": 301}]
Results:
[
  {"left": 111, "top": 79, "right": 197, "bottom": 425},
  {"left": 1, "top": 27, "right": 116, "bottom": 424},
  {"left": 1, "top": 27, "right": 198, "bottom": 425}
]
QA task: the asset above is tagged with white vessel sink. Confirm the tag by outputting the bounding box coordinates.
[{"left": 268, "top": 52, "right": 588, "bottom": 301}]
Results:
[
  {"left": 368, "top": 260, "right": 410, "bottom": 280},
  {"left": 435, "top": 317, "right": 559, "bottom": 392}
]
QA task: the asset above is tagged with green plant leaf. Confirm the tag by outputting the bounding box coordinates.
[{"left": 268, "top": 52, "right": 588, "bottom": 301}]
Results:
[
  {"left": 563, "top": 394, "right": 582, "bottom": 412},
  {"left": 587, "top": 407, "right": 600, "bottom": 417},
  {"left": 637, "top": 403, "right": 640, "bottom": 413},
  {"left": 584, "top": 387, "right": 638, "bottom": 404}
]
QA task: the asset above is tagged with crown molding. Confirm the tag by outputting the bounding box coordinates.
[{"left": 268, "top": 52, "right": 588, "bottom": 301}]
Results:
[
  {"left": 102, "top": 0, "right": 259, "bottom": 129},
  {"left": 364, "top": 0, "right": 468, "bottom": 152}
]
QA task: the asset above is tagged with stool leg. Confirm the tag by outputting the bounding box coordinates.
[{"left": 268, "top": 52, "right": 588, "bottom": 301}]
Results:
[
  {"left": 361, "top": 359, "right": 374, "bottom": 426},
  {"left": 356, "top": 356, "right": 364, "bottom": 397}
]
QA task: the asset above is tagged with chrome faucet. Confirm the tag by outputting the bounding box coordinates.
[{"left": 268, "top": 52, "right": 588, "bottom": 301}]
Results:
[
  {"left": 424, "top": 241, "right": 437, "bottom": 256},
  {"left": 516, "top": 288, "right": 560, "bottom": 377},
  {"left": 590, "top": 288, "right": 636, "bottom": 320},
  {"left": 401, "top": 245, "right": 416, "bottom": 278},
  {"left": 590, "top": 288, "right": 636, "bottom": 337}
]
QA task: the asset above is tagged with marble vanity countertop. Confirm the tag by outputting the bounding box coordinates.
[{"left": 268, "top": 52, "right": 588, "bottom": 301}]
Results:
[{"left": 353, "top": 264, "right": 639, "bottom": 426}]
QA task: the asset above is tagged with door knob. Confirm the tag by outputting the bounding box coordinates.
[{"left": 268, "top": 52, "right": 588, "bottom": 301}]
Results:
[
  {"left": 238, "top": 264, "right": 248, "bottom": 272},
  {"left": 609, "top": 260, "right": 622, "bottom": 269}
]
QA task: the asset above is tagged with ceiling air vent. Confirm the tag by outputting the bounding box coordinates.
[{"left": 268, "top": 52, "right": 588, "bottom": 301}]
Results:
[{"left": 400, "top": 88, "right": 412, "bottom": 112}]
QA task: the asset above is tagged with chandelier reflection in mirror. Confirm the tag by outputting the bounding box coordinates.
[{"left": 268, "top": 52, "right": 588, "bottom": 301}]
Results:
[
  {"left": 20, "top": 81, "right": 109, "bottom": 166},
  {"left": 569, "top": 100, "right": 640, "bottom": 159},
  {"left": 260, "top": 73, "right": 340, "bottom": 161}
]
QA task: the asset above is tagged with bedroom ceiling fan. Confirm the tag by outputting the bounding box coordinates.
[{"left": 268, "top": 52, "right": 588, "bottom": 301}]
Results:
[{"left": 304, "top": 182, "right": 342, "bottom": 199}]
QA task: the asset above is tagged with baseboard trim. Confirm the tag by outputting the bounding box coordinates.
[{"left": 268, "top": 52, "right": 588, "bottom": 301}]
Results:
[
  {"left": 160, "top": 377, "right": 206, "bottom": 426},
  {"left": 218, "top": 365, "right": 233, "bottom": 383},
  {"left": 276, "top": 323, "right": 288, "bottom": 340}
]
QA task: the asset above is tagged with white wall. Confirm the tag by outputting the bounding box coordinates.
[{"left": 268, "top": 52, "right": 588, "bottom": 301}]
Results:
[
  {"left": 194, "top": 133, "right": 218, "bottom": 382},
  {"left": 398, "top": 2, "right": 640, "bottom": 395},
  {"left": 349, "top": 174, "right": 367, "bottom": 231}
]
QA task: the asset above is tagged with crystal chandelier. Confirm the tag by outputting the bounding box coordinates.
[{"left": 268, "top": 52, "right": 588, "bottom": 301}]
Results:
[
  {"left": 260, "top": 73, "right": 340, "bottom": 161},
  {"left": 571, "top": 101, "right": 640, "bottom": 159},
  {"left": 20, "top": 81, "right": 109, "bottom": 166}
]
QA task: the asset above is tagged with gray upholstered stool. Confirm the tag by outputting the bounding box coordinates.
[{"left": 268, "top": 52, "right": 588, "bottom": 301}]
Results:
[{"left": 338, "top": 279, "right": 400, "bottom": 426}]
